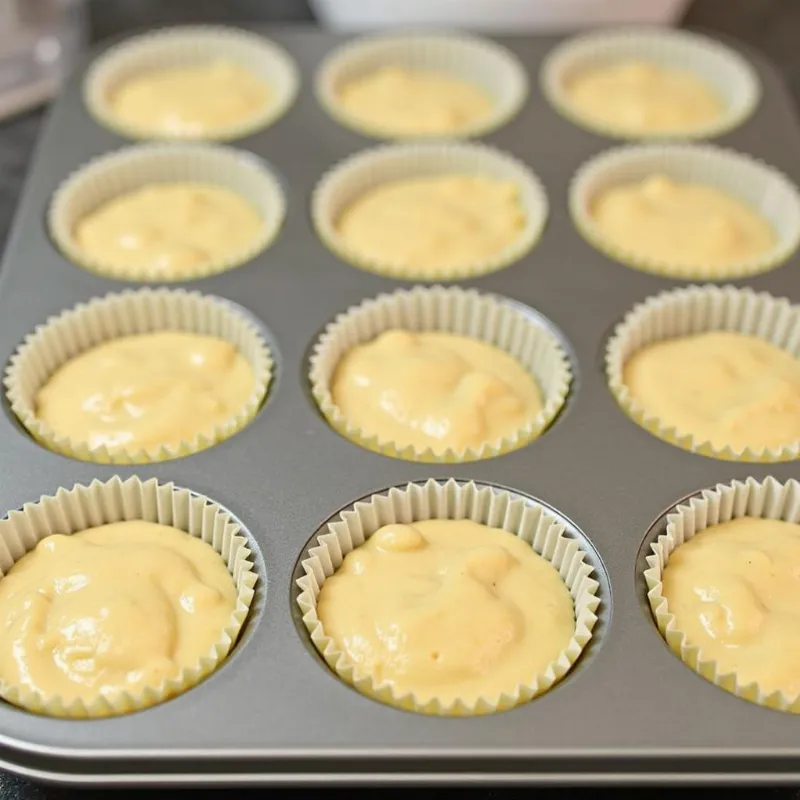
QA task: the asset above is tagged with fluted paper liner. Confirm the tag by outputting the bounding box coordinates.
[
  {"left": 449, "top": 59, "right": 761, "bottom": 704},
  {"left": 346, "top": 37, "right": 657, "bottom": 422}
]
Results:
[
  {"left": 645, "top": 475, "right": 800, "bottom": 714},
  {"left": 4, "top": 288, "right": 272, "bottom": 464},
  {"left": 310, "top": 286, "right": 571, "bottom": 462},
  {"left": 570, "top": 143, "right": 800, "bottom": 280},
  {"left": 541, "top": 27, "right": 760, "bottom": 141},
  {"left": 0, "top": 475, "right": 257, "bottom": 718},
  {"left": 296, "top": 479, "right": 599, "bottom": 716},
  {"left": 312, "top": 142, "right": 548, "bottom": 281},
  {"left": 85, "top": 25, "right": 299, "bottom": 141},
  {"left": 49, "top": 142, "right": 286, "bottom": 282},
  {"left": 606, "top": 284, "right": 800, "bottom": 462},
  {"left": 316, "top": 32, "right": 528, "bottom": 141}
]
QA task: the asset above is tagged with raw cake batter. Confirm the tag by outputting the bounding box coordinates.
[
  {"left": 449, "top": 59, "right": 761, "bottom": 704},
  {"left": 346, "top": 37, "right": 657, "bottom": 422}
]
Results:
[
  {"left": 36, "top": 331, "right": 255, "bottom": 454},
  {"left": 317, "top": 519, "right": 575, "bottom": 706},
  {"left": 109, "top": 60, "right": 271, "bottom": 138},
  {"left": 331, "top": 329, "right": 542, "bottom": 455},
  {"left": 591, "top": 174, "right": 774, "bottom": 274},
  {"left": 336, "top": 175, "right": 525, "bottom": 278},
  {"left": 662, "top": 517, "right": 800, "bottom": 697},
  {"left": 566, "top": 59, "right": 724, "bottom": 135},
  {"left": 622, "top": 331, "right": 800, "bottom": 452},
  {"left": 0, "top": 521, "right": 236, "bottom": 705},
  {"left": 74, "top": 182, "right": 264, "bottom": 279},
  {"left": 337, "top": 66, "right": 493, "bottom": 137}
]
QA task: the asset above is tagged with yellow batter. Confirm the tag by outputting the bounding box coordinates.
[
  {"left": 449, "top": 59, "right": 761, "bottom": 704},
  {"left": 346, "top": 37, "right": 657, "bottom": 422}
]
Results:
[
  {"left": 336, "top": 175, "right": 525, "bottom": 277},
  {"left": 623, "top": 331, "right": 800, "bottom": 452},
  {"left": 336, "top": 66, "right": 493, "bottom": 137},
  {"left": 74, "top": 182, "right": 264, "bottom": 279},
  {"left": 566, "top": 59, "right": 724, "bottom": 135},
  {"left": 109, "top": 60, "right": 271, "bottom": 138},
  {"left": 331, "top": 330, "right": 542, "bottom": 455},
  {"left": 36, "top": 331, "right": 254, "bottom": 454},
  {"left": 0, "top": 521, "right": 236, "bottom": 705},
  {"left": 592, "top": 175, "right": 774, "bottom": 274},
  {"left": 318, "top": 519, "right": 574, "bottom": 706},
  {"left": 663, "top": 517, "right": 800, "bottom": 698}
]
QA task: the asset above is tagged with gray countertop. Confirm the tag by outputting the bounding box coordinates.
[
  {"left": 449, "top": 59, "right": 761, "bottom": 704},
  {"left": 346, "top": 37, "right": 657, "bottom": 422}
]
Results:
[{"left": 0, "top": 0, "right": 799, "bottom": 796}]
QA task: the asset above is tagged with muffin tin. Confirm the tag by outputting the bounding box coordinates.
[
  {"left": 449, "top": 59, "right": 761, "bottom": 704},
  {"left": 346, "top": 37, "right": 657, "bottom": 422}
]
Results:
[{"left": 1, "top": 25, "right": 800, "bottom": 786}]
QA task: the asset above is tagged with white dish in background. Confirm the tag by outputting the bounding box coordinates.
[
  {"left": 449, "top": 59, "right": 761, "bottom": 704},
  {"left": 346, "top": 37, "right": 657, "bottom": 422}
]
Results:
[{"left": 310, "top": 0, "right": 692, "bottom": 32}]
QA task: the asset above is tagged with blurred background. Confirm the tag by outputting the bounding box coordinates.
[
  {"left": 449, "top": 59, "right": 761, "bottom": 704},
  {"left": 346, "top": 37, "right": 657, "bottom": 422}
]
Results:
[
  {"left": 1, "top": 0, "right": 796, "bottom": 246},
  {"left": 1, "top": 1, "right": 799, "bottom": 124}
]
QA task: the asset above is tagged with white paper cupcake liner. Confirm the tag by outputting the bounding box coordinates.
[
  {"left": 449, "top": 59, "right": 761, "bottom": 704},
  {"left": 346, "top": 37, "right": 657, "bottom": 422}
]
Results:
[
  {"left": 0, "top": 475, "right": 258, "bottom": 718},
  {"left": 49, "top": 142, "right": 286, "bottom": 283},
  {"left": 296, "top": 478, "right": 599, "bottom": 716},
  {"left": 570, "top": 143, "right": 800, "bottom": 280},
  {"left": 606, "top": 284, "right": 800, "bottom": 462},
  {"left": 84, "top": 25, "right": 300, "bottom": 141},
  {"left": 316, "top": 31, "right": 527, "bottom": 141},
  {"left": 310, "top": 285, "right": 571, "bottom": 462},
  {"left": 312, "top": 142, "right": 548, "bottom": 281},
  {"left": 541, "top": 27, "right": 760, "bottom": 141},
  {"left": 645, "top": 475, "right": 800, "bottom": 714},
  {"left": 4, "top": 288, "right": 273, "bottom": 464}
]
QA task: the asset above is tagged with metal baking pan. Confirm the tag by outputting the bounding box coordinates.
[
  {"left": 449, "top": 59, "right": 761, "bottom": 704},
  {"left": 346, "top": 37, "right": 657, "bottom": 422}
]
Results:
[{"left": 0, "top": 25, "right": 799, "bottom": 787}]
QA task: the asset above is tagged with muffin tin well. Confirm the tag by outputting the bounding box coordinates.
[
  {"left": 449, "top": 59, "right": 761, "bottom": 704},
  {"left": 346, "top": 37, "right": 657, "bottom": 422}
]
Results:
[
  {"left": 292, "top": 478, "right": 608, "bottom": 716},
  {"left": 0, "top": 476, "right": 262, "bottom": 718},
  {"left": 0, "top": 26, "right": 799, "bottom": 785},
  {"left": 640, "top": 476, "right": 800, "bottom": 715},
  {"left": 308, "top": 286, "right": 573, "bottom": 461},
  {"left": 48, "top": 143, "right": 287, "bottom": 282},
  {"left": 5, "top": 288, "right": 274, "bottom": 463}
]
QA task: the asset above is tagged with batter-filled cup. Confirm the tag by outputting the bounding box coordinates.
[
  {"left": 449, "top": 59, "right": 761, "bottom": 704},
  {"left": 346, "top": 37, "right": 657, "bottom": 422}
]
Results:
[
  {"left": 541, "top": 27, "right": 760, "bottom": 141},
  {"left": 309, "top": 285, "right": 572, "bottom": 462},
  {"left": 645, "top": 475, "right": 800, "bottom": 714},
  {"left": 0, "top": 475, "right": 257, "bottom": 718},
  {"left": 49, "top": 142, "right": 286, "bottom": 283},
  {"left": 84, "top": 25, "right": 299, "bottom": 141},
  {"left": 606, "top": 284, "right": 800, "bottom": 462},
  {"left": 570, "top": 143, "right": 800, "bottom": 281},
  {"left": 312, "top": 142, "right": 548, "bottom": 282},
  {"left": 316, "top": 32, "right": 527, "bottom": 141},
  {"left": 296, "top": 478, "right": 600, "bottom": 716},
  {"left": 4, "top": 288, "right": 272, "bottom": 464}
]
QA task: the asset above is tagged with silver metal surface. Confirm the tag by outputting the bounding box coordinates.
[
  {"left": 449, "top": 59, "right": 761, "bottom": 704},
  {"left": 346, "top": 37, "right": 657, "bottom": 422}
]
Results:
[{"left": 0, "top": 25, "right": 799, "bottom": 786}]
